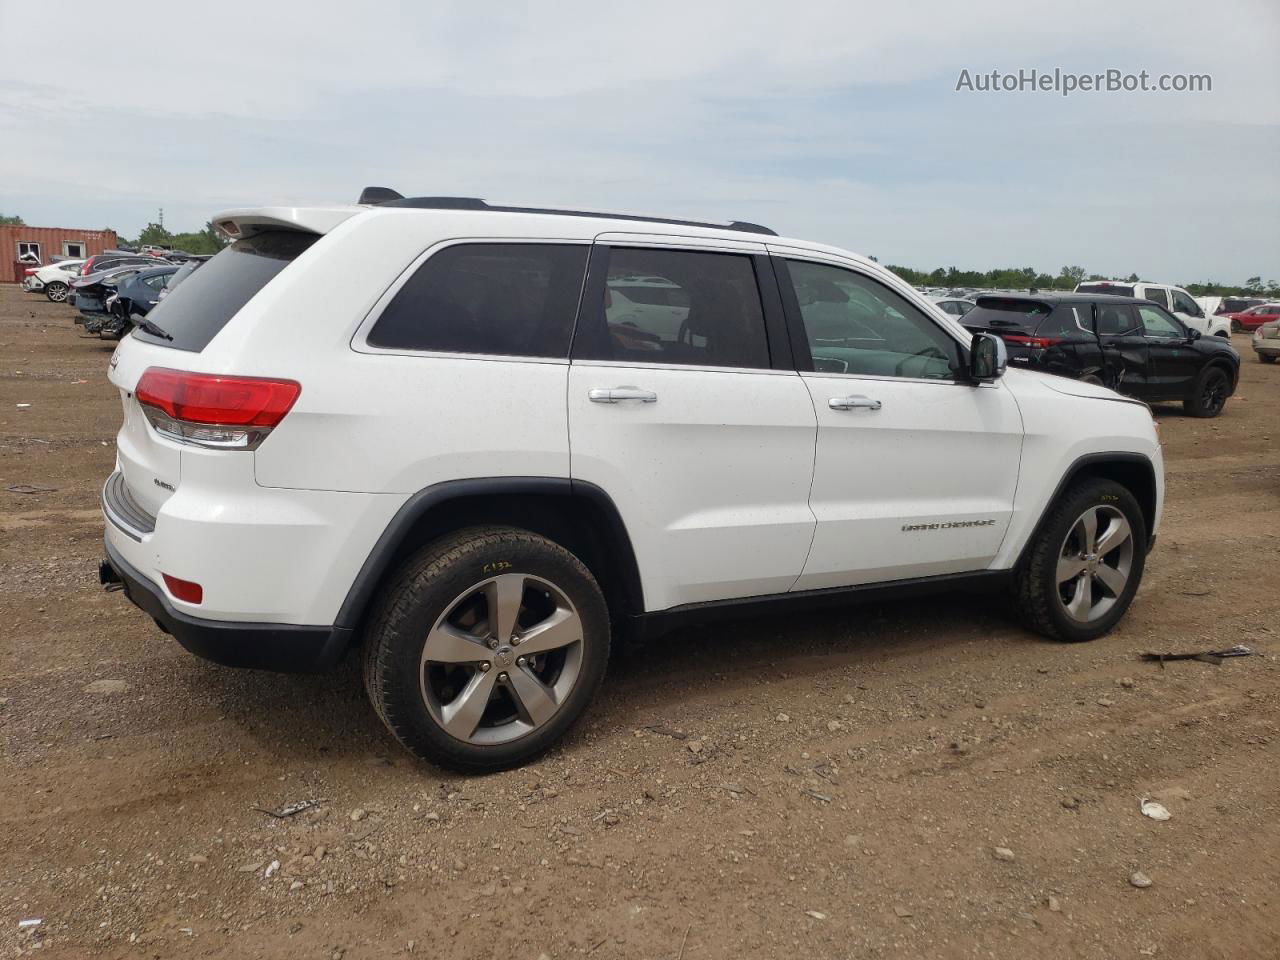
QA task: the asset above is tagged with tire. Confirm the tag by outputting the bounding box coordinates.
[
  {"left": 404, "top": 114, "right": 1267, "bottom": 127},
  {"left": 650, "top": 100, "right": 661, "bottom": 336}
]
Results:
[
  {"left": 1014, "top": 478, "right": 1147, "bottom": 643},
  {"left": 1260, "top": 354, "right": 1277, "bottom": 364},
  {"left": 1214, "top": 331, "right": 1230, "bottom": 339},
  {"left": 45, "top": 281, "right": 69, "bottom": 303},
  {"left": 1231, "top": 319, "right": 1242, "bottom": 333},
  {"left": 361, "top": 526, "right": 610, "bottom": 772},
  {"left": 1184, "top": 366, "right": 1231, "bottom": 418}
]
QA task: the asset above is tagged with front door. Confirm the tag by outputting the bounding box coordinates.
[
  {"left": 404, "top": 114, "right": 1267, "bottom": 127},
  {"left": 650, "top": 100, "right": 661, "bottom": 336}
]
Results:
[
  {"left": 1135, "top": 302, "right": 1200, "bottom": 397},
  {"left": 567, "top": 240, "right": 818, "bottom": 611},
  {"left": 773, "top": 255, "right": 1023, "bottom": 591}
]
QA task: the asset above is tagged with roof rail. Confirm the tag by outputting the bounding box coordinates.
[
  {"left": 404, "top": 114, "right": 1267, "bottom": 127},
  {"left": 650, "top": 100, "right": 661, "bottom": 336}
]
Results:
[{"left": 355, "top": 187, "right": 776, "bottom": 236}]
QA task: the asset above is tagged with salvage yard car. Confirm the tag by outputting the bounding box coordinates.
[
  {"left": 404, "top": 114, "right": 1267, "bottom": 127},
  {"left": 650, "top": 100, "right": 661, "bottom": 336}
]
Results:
[
  {"left": 23, "top": 258, "right": 86, "bottom": 301},
  {"left": 1253, "top": 319, "right": 1280, "bottom": 364},
  {"left": 963, "top": 292, "right": 1240, "bottom": 417},
  {"left": 1224, "top": 302, "right": 1280, "bottom": 334},
  {"left": 99, "top": 189, "right": 1164, "bottom": 771}
]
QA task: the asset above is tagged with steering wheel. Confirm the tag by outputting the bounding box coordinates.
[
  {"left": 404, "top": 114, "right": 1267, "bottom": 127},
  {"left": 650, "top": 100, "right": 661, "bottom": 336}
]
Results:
[{"left": 895, "top": 346, "right": 947, "bottom": 378}]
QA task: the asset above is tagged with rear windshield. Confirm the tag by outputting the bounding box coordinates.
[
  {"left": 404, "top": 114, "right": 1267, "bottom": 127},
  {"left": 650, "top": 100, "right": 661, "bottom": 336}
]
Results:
[
  {"left": 962, "top": 298, "right": 1054, "bottom": 331},
  {"left": 1222, "top": 298, "right": 1262, "bottom": 312},
  {"left": 132, "top": 231, "right": 317, "bottom": 351},
  {"left": 1076, "top": 282, "right": 1134, "bottom": 297}
]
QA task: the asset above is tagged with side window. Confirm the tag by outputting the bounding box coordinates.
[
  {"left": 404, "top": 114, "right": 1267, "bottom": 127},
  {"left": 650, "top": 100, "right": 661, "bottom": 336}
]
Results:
[
  {"left": 1035, "top": 304, "right": 1092, "bottom": 338},
  {"left": 367, "top": 243, "right": 589, "bottom": 358},
  {"left": 144, "top": 274, "right": 169, "bottom": 291},
  {"left": 1136, "top": 304, "right": 1185, "bottom": 338},
  {"left": 579, "top": 247, "right": 770, "bottom": 369},
  {"left": 787, "top": 260, "right": 961, "bottom": 380},
  {"left": 1171, "top": 289, "right": 1201, "bottom": 316},
  {"left": 1144, "top": 287, "right": 1170, "bottom": 309},
  {"left": 1095, "top": 303, "right": 1141, "bottom": 336}
]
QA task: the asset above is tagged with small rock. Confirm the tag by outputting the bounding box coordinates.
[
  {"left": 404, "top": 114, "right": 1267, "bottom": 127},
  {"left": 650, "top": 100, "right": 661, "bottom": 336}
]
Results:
[
  {"left": 974, "top": 700, "right": 986, "bottom": 709},
  {"left": 1048, "top": 895, "right": 1062, "bottom": 912},
  {"left": 805, "top": 910, "right": 827, "bottom": 920},
  {"left": 1140, "top": 799, "right": 1171, "bottom": 821},
  {"left": 893, "top": 905, "right": 913, "bottom": 918},
  {"left": 350, "top": 808, "right": 367, "bottom": 822},
  {"left": 84, "top": 679, "right": 128, "bottom": 695},
  {"left": 1096, "top": 698, "right": 1115, "bottom": 707},
  {"left": 290, "top": 880, "right": 304, "bottom": 891},
  {"left": 187, "top": 854, "right": 208, "bottom": 864},
  {"left": 843, "top": 834, "right": 862, "bottom": 848},
  {"left": 1037, "top": 667, "right": 1050, "bottom": 674},
  {"left": 237, "top": 862, "right": 263, "bottom": 873},
  {"left": 264, "top": 860, "right": 280, "bottom": 879},
  {"left": 1061, "top": 797, "right": 1080, "bottom": 811},
  {"left": 1130, "top": 871, "right": 1153, "bottom": 889},
  {"left": 1118, "top": 677, "right": 1136, "bottom": 689},
  {"left": 993, "top": 847, "right": 1015, "bottom": 862},
  {"left": 686, "top": 740, "right": 703, "bottom": 754},
  {"left": 775, "top": 713, "right": 790, "bottom": 723},
  {"left": 423, "top": 812, "right": 440, "bottom": 822},
  {"left": 827, "top": 720, "right": 845, "bottom": 732}
]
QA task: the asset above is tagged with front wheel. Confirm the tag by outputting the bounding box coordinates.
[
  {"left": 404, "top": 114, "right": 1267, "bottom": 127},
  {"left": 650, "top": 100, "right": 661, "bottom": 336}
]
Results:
[
  {"left": 1015, "top": 478, "right": 1147, "bottom": 642},
  {"left": 1184, "top": 366, "right": 1230, "bottom": 417},
  {"left": 45, "top": 281, "right": 69, "bottom": 303},
  {"left": 1231, "top": 319, "right": 1242, "bottom": 333},
  {"left": 362, "top": 527, "right": 610, "bottom": 772}
]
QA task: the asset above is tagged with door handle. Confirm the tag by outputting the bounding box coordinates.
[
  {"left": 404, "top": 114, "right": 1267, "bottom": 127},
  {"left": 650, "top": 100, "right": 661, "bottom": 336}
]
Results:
[
  {"left": 828, "top": 395, "right": 882, "bottom": 411},
  {"left": 588, "top": 386, "right": 658, "bottom": 404}
]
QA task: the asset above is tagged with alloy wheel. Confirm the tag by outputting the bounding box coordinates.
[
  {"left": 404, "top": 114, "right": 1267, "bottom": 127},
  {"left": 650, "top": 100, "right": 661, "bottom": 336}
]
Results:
[
  {"left": 419, "top": 573, "right": 584, "bottom": 745},
  {"left": 1200, "top": 372, "right": 1228, "bottom": 414},
  {"left": 1056, "top": 505, "right": 1134, "bottom": 623},
  {"left": 47, "top": 283, "right": 68, "bottom": 302}
]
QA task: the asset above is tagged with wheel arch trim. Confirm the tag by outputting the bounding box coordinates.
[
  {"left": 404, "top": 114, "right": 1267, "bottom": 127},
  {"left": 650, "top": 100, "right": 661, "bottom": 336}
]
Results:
[
  {"left": 1014, "top": 452, "right": 1159, "bottom": 568},
  {"left": 333, "top": 477, "right": 644, "bottom": 632}
]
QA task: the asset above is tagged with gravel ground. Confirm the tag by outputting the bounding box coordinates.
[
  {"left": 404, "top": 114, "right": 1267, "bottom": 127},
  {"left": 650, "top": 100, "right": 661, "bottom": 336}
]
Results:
[{"left": 1, "top": 284, "right": 1277, "bottom": 960}]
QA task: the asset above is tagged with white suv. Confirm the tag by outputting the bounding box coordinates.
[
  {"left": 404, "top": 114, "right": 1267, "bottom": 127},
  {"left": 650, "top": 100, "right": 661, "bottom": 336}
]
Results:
[
  {"left": 100, "top": 189, "right": 1164, "bottom": 771},
  {"left": 1074, "top": 280, "right": 1230, "bottom": 338}
]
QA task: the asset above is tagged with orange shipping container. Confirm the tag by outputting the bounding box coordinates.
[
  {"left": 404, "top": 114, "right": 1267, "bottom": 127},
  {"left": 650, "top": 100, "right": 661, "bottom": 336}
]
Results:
[{"left": 1, "top": 225, "right": 121, "bottom": 283}]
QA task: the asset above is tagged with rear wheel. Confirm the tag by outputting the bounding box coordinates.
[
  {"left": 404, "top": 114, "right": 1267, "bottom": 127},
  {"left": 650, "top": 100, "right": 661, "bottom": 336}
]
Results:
[
  {"left": 45, "top": 281, "right": 69, "bottom": 303},
  {"left": 1015, "top": 478, "right": 1147, "bottom": 642},
  {"left": 1231, "top": 319, "right": 1242, "bottom": 333},
  {"left": 362, "top": 527, "right": 610, "bottom": 772},
  {"left": 1184, "top": 366, "right": 1230, "bottom": 417},
  {"left": 1260, "top": 353, "right": 1277, "bottom": 364}
]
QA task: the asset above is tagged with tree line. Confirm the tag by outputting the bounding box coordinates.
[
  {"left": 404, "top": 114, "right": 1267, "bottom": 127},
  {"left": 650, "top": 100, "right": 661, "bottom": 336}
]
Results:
[{"left": 883, "top": 262, "right": 1280, "bottom": 298}]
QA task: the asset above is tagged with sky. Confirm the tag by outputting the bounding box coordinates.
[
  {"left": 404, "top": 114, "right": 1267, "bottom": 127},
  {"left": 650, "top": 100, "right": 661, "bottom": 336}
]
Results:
[{"left": 1, "top": 0, "right": 1277, "bottom": 284}]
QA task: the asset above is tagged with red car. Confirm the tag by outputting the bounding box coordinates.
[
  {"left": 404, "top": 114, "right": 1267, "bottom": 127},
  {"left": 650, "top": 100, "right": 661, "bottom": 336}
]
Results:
[{"left": 1225, "top": 302, "right": 1280, "bottom": 333}]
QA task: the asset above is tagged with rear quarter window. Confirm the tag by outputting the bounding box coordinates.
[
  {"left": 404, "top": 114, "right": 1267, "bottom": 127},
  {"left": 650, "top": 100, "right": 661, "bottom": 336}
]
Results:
[
  {"left": 1076, "top": 283, "right": 1135, "bottom": 298},
  {"left": 132, "top": 231, "right": 318, "bottom": 352},
  {"left": 1035, "top": 304, "right": 1094, "bottom": 338}
]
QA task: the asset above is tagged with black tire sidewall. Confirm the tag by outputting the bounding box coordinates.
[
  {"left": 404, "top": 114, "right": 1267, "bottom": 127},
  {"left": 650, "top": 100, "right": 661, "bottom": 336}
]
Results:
[
  {"left": 369, "top": 530, "right": 610, "bottom": 772},
  {"left": 1027, "top": 480, "right": 1147, "bottom": 642}
]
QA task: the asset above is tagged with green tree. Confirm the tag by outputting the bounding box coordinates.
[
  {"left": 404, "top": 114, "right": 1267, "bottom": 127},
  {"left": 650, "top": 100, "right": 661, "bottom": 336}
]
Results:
[
  {"left": 1243, "top": 275, "right": 1263, "bottom": 293},
  {"left": 0, "top": 213, "right": 23, "bottom": 226},
  {"left": 1058, "top": 265, "right": 1087, "bottom": 288},
  {"left": 135, "top": 222, "right": 174, "bottom": 248}
]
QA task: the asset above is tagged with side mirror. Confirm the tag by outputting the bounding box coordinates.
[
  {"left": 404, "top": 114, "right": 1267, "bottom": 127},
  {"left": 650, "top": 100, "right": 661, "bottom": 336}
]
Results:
[
  {"left": 1188, "top": 328, "right": 1201, "bottom": 341},
  {"left": 970, "top": 332, "right": 1007, "bottom": 381}
]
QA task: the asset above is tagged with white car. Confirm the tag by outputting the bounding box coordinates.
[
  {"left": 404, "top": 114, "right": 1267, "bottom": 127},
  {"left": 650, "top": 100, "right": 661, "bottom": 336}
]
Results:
[
  {"left": 23, "top": 259, "right": 86, "bottom": 299},
  {"left": 1074, "top": 280, "right": 1230, "bottom": 338},
  {"left": 99, "top": 189, "right": 1164, "bottom": 771},
  {"left": 931, "top": 296, "right": 976, "bottom": 320}
]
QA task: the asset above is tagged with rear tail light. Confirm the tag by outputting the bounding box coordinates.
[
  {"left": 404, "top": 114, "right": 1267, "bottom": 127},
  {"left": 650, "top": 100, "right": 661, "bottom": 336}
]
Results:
[
  {"left": 24, "top": 267, "right": 38, "bottom": 275},
  {"left": 135, "top": 367, "right": 301, "bottom": 450},
  {"left": 162, "top": 573, "right": 203, "bottom": 604},
  {"left": 1001, "top": 334, "right": 1063, "bottom": 349}
]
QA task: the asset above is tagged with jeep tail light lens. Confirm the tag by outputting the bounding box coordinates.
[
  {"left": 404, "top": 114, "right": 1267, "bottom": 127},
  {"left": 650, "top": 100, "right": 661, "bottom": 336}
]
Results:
[
  {"left": 1000, "top": 334, "right": 1063, "bottom": 349},
  {"left": 162, "top": 573, "right": 203, "bottom": 604},
  {"left": 136, "top": 367, "right": 300, "bottom": 450}
]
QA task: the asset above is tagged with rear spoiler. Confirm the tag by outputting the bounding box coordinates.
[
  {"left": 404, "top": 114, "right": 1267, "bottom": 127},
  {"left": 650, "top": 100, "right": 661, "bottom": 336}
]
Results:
[{"left": 212, "top": 206, "right": 361, "bottom": 241}]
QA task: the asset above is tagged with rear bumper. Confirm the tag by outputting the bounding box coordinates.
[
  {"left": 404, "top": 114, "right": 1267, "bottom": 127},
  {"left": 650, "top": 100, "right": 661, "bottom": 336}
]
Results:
[
  {"left": 102, "top": 539, "right": 352, "bottom": 672},
  {"left": 1253, "top": 340, "right": 1280, "bottom": 356}
]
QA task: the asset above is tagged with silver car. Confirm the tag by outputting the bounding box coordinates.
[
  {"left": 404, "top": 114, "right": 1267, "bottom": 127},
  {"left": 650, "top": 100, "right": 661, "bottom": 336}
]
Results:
[{"left": 1253, "top": 319, "right": 1280, "bottom": 364}]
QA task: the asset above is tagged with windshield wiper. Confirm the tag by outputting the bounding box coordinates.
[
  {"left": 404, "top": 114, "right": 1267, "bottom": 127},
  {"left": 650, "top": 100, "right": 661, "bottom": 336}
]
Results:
[{"left": 133, "top": 316, "right": 173, "bottom": 341}]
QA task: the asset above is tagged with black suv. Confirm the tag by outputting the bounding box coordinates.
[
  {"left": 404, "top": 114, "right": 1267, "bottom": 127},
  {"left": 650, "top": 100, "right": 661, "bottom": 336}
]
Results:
[{"left": 963, "top": 293, "right": 1240, "bottom": 417}]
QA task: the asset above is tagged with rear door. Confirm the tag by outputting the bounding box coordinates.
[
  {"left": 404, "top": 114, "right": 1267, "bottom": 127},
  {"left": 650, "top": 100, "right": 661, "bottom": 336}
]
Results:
[
  {"left": 1134, "top": 303, "right": 1199, "bottom": 396},
  {"left": 775, "top": 254, "right": 1022, "bottom": 590},
  {"left": 1094, "top": 302, "right": 1152, "bottom": 396},
  {"left": 567, "top": 237, "right": 817, "bottom": 611}
]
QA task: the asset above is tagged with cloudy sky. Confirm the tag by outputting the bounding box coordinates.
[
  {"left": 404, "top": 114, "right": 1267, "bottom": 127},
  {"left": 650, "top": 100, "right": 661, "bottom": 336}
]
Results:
[{"left": 1, "top": 0, "right": 1276, "bottom": 283}]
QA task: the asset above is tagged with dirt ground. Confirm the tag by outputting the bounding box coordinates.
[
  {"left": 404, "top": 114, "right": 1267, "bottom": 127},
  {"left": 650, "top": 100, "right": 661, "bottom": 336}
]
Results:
[{"left": 1, "top": 283, "right": 1277, "bottom": 960}]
